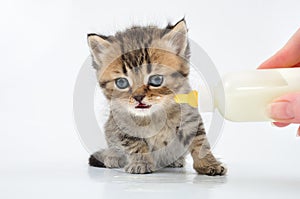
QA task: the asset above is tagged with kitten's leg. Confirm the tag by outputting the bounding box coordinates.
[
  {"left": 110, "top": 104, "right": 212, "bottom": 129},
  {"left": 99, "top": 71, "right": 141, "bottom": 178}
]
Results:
[
  {"left": 166, "top": 156, "right": 185, "bottom": 168},
  {"left": 120, "top": 134, "right": 154, "bottom": 174},
  {"left": 177, "top": 104, "right": 227, "bottom": 176},
  {"left": 89, "top": 147, "right": 127, "bottom": 168},
  {"left": 189, "top": 123, "right": 227, "bottom": 176}
]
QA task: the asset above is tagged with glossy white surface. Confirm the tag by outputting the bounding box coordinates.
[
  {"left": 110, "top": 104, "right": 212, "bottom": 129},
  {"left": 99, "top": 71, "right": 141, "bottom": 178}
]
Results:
[{"left": 1, "top": 159, "right": 300, "bottom": 199}]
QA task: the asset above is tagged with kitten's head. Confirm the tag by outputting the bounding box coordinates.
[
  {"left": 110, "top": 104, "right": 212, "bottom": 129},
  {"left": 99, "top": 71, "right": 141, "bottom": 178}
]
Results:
[{"left": 88, "top": 19, "right": 190, "bottom": 116}]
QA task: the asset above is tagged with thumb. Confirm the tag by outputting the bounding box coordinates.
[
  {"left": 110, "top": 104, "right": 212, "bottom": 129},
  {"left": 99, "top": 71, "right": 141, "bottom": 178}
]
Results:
[{"left": 267, "top": 92, "right": 300, "bottom": 124}]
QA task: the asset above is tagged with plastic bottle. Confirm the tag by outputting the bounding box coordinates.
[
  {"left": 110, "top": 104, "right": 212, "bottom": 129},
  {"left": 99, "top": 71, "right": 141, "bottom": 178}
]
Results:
[{"left": 214, "top": 68, "right": 300, "bottom": 122}]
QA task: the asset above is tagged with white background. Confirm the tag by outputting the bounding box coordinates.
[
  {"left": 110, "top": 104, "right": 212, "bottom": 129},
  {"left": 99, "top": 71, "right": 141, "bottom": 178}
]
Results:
[{"left": 0, "top": 0, "right": 300, "bottom": 198}]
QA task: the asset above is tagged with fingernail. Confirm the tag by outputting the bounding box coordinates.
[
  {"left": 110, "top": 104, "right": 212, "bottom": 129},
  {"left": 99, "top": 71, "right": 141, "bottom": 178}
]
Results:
[{"left": 267, "top": 101, "right": 295, "bottom": 120}]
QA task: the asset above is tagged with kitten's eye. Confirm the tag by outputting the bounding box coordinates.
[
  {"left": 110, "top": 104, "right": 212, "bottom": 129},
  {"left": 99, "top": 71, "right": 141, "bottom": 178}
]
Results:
[
  {"left": 148, "top": 75, "right": 164, "bottom": 87},
  {"left": 115, "top": 78, "right": 129, "bottom": 89}
]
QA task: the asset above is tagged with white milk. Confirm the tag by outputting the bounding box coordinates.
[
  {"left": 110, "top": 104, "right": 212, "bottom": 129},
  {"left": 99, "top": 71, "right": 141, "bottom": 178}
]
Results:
[{"left": 213, "top": 68, "right": 300, "bottom": 122}]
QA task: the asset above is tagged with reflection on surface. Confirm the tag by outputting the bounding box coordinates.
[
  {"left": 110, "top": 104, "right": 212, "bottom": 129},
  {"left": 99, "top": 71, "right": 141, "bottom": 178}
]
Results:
[
  {"left": 88, "top": 166, "right": 227, "bottom": 185},
  {"left": 86, "top": 162, "right": 300, "bottom": 199},
  {"left": 1, "top": 162, "right": 300, "bottom": 199},
  {"left": 88, "top": 165, "right": 227, "bottom": 199},
  {"left": 88, "top": 167, "right": 226, "bottom": 186}
]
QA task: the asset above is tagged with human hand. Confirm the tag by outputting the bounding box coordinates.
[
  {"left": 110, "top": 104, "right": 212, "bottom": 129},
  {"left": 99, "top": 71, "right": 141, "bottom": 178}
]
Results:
[
  {"left": 258, "top": 28, "right": 300, "bottom": 136},
  {"left": 267, "top": 93, "right": 300, "bottom": 135}
]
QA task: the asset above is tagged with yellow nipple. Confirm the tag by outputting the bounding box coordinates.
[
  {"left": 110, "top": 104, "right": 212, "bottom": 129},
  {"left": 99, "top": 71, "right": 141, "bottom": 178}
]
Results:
[{"left": 174, "top": 90, "right": 198, "bottom": 108}]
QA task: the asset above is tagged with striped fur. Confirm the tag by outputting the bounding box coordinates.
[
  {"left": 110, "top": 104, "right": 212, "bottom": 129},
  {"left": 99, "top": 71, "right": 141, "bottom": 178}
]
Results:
[{"left": 87, "top": 19, "right": 227, "bottom": 175}]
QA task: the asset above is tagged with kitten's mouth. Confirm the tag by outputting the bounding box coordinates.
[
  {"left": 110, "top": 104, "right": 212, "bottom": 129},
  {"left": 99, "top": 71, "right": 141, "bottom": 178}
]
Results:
[{"left": 135, "top": 103, "right": 152, "bottom": 109}]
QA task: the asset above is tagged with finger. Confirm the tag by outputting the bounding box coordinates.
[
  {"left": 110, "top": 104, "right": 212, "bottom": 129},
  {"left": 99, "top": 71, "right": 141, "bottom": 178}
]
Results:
[
  {"left": 258, "top": 28, "right": 300, "bottom": 69},
  {"left": 297, "top": 126, "right": 300, "bottom": 136},
  {"left": 272, "top": 122, "right": 290, "bottom": 127},
  {"left": 267, "top": 92, "right": 300, "bottom": 124}
]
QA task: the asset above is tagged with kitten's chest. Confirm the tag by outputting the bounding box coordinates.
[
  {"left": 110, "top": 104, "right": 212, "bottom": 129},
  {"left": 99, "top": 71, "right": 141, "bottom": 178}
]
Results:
[
  {"left": 146, "top": 121, "right": 179, "bottom": 151},
  {"left": 146, "top": 107, "right": 182, "bottom": 149}
]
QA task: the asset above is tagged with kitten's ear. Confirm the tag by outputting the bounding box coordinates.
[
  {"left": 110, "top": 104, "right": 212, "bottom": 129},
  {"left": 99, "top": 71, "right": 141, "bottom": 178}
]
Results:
[
  {"left": 87, "top": 34, "right": 111, "bottom": 64},
  {"left": 163, "top": 18, "right": 188, "bottom": 55}
]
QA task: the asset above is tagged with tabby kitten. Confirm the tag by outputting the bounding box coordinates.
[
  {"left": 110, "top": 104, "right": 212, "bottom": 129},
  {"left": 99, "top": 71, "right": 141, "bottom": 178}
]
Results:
[{"left": 87, "top": 19, "right": 227, "bottom": 175}]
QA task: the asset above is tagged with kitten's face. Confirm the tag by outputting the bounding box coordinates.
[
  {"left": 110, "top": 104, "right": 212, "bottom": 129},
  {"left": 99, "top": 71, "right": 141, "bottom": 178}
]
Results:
[{"left": 88, "top": 19, "right": 190, "bottom": 116}]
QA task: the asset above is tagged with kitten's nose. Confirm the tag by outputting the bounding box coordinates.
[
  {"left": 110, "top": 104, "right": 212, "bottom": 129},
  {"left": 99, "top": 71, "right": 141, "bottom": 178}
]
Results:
[{"left": 133, "top": 95, "right": 145, "bottom": 102}]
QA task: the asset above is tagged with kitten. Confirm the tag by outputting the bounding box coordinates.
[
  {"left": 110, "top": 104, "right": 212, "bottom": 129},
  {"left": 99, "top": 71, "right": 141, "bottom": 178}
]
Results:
[{"left": 87, "top": 19, "right": 227, "bottom": 175}]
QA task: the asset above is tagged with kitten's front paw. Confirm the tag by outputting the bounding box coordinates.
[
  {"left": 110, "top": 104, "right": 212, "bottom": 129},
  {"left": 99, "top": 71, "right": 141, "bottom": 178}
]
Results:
[
  {"left": 167, "top": 157, "right": 185, "bottom": 168},
  {"left": 194, "top": 162, "right": 227, "bottom": 176},
  {"left": 125, "top": 162, "right": 154, "bottom": 174}
]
